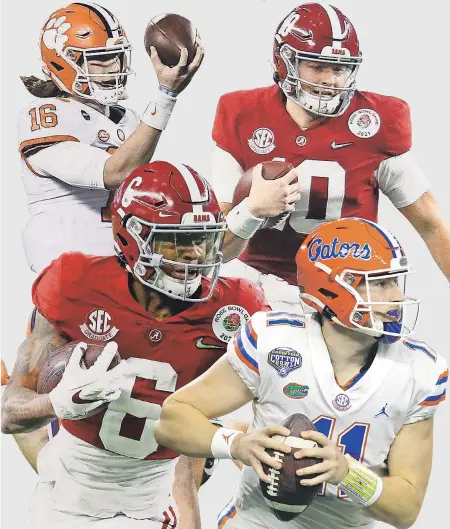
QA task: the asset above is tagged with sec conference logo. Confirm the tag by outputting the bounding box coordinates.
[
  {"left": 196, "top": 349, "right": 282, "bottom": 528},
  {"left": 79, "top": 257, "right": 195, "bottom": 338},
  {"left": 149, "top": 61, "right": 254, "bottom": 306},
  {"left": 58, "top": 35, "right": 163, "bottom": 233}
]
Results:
[
  {"left": 80, "top": 309, "right": 119, "bottom": 341},
  {"left": 248, "top": 128, "right": 276, "bottom": 155},
  {"left": 332, "top": 393, "right": 352, "bottom": 411}
]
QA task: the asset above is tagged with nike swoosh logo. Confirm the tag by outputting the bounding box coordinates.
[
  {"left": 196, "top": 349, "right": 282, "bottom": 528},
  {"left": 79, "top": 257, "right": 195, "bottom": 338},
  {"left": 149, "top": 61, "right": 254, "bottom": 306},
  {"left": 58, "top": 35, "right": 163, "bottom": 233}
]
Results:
[
  {"left": 159, "top": 211, "right": 172, "bottom": 218},
  {"left": 150, "top": 103, "right": 157, "bottom": 116},
  {"left": 195, "top": 338, "right": 226, "bottom": 350},
  {"left": 331, "top": 141, "right": 354, "bottom": 149},
  {"left": 72, "top": 390, "right": 96, "bottom": 404}
]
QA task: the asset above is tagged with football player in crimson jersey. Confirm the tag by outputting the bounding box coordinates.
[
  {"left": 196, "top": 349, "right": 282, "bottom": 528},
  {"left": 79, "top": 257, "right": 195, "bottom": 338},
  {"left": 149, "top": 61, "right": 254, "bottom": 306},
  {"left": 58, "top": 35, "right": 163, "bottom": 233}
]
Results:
[
  {"left": 13, "top": 0, "right": 204, "bottom": 494},
  {"left": 155, "top": 218, "right": 447, "bottom": 529},
  {"left": 213, "top": 2, "right": 450, "bottom": 312},
  {"left": 1, "top": 161, "right": 269, "bottom": 529}
]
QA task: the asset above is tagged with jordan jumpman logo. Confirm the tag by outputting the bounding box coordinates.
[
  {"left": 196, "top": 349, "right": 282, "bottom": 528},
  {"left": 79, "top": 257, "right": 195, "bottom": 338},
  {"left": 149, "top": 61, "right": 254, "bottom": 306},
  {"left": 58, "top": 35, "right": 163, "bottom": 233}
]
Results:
[{"left": 374, "top": 403, "right": 390, "bottom": 418}]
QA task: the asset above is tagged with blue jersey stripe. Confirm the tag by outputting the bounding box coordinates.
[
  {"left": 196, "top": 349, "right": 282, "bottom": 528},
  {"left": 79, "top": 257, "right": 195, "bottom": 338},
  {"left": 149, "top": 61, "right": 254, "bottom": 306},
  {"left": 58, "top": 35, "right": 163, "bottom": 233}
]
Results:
[
  {"left": 423, "top": 390, "right": 446, "bottom": 403},
  {"left": 236, "top": 329, "right": 258, "bottom": 371}
]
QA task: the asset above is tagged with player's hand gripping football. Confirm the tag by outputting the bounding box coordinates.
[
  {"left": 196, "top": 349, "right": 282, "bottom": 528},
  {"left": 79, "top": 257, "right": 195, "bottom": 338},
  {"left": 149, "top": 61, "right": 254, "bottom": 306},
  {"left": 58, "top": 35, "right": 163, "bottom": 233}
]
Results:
[
  {"left": 149, "top": 44, "right": 204, "bottom": 94},
  {"left": 48, "top": 342, "right": 127, "bottom": 421},
  {"left": 247, "top": 164, "right": 301, "bottom": 218},
  {"left": 230, "top": 424, "right": 292, "bottom": 483},
  {"left": 294, "top": 430, "right": 349, "bottom": 485}
]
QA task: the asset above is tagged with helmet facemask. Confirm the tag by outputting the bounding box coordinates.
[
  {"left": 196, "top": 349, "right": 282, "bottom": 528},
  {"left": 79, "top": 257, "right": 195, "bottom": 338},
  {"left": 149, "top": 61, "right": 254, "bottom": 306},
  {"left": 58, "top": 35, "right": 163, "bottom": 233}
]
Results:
[
  {"left": 62, "top": 39, "right": 133, "bottom": 105},
  {"left": 318, "top": 266, "right": 420, "bottom": 343},
  {"left": 121, "top": 216, "right": 226, "bottom": 302},
  {"left": 276, "top": 41, "right": 361, "bottom": 117}
]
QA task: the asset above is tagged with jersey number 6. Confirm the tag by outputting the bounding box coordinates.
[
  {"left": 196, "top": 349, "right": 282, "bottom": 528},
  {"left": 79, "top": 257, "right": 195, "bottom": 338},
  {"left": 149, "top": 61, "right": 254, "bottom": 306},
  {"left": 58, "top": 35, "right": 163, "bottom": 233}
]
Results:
[{"left": 99, "top": 358, "right": 178, "bottom": 459}]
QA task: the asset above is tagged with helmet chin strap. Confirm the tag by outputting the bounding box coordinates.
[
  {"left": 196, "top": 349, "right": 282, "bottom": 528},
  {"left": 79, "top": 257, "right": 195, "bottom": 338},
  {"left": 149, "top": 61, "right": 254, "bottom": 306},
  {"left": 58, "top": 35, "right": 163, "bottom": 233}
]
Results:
[
  {"left": 351, "top": 310, "right": 403, "bottom": 344},
  {"left": 375, "top": 310, "right": 403, "bottom": 345},
  {"left": 298, "top": 87, "right": 342, "bottom": 116}
]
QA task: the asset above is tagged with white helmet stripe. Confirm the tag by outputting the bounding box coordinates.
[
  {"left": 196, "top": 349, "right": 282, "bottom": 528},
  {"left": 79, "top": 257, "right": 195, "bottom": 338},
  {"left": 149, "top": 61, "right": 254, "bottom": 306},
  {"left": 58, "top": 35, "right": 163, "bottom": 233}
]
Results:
[
  {"left": 78, "top": 2, "right": 120, "bottom": 37},
  {"left": 172, "top": 163, "right": 204, "bottom": 214},
  {"left": 321, "top": 3, "right": 344, "bottom": 48}
]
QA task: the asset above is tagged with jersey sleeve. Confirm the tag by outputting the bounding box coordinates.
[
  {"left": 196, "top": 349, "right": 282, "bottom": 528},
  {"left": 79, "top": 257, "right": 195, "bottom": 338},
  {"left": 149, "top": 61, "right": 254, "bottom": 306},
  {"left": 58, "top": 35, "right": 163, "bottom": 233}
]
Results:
[
  {"left": 405, "top": 346, "right": 448, "bottom": 424},
  {"left": 226, "top": 311, "right": 267, "bottom": 397},
  {"left": 31, "top": 255, "right": 65, "bottom": 326},
  {"left": 17, "top": 98, "right": 84, "bottom": 159},
  {"left": 380, "top": 97, "right": 412, "bottom": 157},
  {"left": 26, "top": 142, "right": 109, "bottom": 188},
  {"left": 211, "top": 145, "right": 245, "bottom": 204},
  {"left": 17, "top": 98, "right": 109, "bottom": 187},
  {"left": 32, "top": 252, "right": 88, "bottom": 327},
  {"left": 212, "top": 93, "right": 246, "bottom": 168},
  {"left": 375, "top": 151, "right": 429, "bottom": 208}
]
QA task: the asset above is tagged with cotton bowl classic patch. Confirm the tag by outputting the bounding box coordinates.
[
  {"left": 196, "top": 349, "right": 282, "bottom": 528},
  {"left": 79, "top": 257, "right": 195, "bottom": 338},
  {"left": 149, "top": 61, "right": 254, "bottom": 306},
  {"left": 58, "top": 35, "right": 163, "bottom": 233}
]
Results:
[{"left": 268, "top": 348, "right": 302, "bottom": 377}]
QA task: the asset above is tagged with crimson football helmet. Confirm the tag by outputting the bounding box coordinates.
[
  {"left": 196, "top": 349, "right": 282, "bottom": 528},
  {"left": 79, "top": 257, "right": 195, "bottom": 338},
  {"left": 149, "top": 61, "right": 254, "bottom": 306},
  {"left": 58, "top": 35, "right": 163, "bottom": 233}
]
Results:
[
  {"left": 111, "top": 161, "right": 226, "bottom": 302},
  {"left": 40, "top": 2, "right": 133, "bottom": 105},
  {"left": 297, "top": 218, "right": 419, "bottom": 343},
  {"left": 273, "top": 2, "right": 362, "bottom": 117}
]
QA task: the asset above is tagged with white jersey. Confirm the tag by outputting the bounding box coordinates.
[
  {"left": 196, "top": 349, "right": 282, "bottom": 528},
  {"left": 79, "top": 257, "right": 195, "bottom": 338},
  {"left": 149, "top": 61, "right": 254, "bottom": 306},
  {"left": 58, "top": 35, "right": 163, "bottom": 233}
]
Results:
[
  {"left": 17, "top": 96, "right": 140, "bottom": 272},
  {"left": 221, "top": 311, "right": 448, "bottom": 529},
  {"left": 34, "top": 426, "right": 177, "bottom": 526}
]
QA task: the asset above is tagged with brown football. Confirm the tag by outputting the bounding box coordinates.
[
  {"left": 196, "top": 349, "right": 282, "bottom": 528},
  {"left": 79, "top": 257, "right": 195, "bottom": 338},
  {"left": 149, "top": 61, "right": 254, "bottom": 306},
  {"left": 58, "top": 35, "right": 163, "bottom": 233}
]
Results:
[
  {"left": 260, "top": 413, "right": 321, "bottom": 521},
  {"left": 232, "top": 160, "right": 295, "bottom": 229},
  {"left": 144, "top": 13, "right": 199, "bottom": 66},
  {"left": 36, "top": 341, "right": 121, "bottom": 395}
]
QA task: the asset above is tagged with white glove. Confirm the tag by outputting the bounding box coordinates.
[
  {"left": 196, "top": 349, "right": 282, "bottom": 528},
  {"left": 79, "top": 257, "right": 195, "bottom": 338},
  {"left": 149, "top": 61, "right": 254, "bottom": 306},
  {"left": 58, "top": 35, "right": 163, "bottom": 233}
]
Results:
[{"left": 48, "top": 341, "right": 127, "bottom": 420}]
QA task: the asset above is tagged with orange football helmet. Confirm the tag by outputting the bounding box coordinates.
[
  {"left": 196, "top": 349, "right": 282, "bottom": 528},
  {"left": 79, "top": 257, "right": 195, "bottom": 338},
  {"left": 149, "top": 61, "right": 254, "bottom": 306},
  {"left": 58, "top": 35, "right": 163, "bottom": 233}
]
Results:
[
  {"left": 40, "top": 2, "right": 133, "bottom": 105},
  {"left": 296, "top": 218, "right": 419, "bottom": 343}
]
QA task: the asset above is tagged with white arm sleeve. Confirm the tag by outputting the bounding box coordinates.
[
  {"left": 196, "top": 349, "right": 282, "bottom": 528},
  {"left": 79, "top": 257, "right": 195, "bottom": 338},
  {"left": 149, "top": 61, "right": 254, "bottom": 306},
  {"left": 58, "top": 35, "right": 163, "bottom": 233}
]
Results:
[
  {"left": 211, "top": 144, "right": 245, "bottom": 204},
  {"left": 374, "top": 151, "right": 430, "bottom": 208},
  {"left": 26, "top": 142, "right": 110, "bottom": 189}
]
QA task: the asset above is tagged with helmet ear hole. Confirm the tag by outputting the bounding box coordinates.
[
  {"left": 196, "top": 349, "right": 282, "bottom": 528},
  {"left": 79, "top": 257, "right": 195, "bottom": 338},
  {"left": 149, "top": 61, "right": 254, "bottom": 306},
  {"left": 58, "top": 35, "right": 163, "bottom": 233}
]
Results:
[
  {"left": 116, "top": 233, "right": 128, "bottom": 247},
  {"left": 318, "top": 288, "right": 338, "bottom": 299},
  {"left": 50, "top": 61, "right": 64, "bottom": 71}
]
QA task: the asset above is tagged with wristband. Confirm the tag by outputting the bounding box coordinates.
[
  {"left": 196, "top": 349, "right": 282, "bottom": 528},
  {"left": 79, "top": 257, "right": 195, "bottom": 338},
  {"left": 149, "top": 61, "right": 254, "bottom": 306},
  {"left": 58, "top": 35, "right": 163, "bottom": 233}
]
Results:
[
  {"left": 141, "top": 89, "right": 177, "bottom": 131},
  {"left": 159, "top": 85, "right": 179, "bottom": 98},
  {"left": 338, "top": 455, "right": 383, "bottom": 507},
  {"left": 210, "top": 427, "right": 242, "bottom": 460},
  {"left": 226, "top": 198, "right": 265, "bottom": 240}
]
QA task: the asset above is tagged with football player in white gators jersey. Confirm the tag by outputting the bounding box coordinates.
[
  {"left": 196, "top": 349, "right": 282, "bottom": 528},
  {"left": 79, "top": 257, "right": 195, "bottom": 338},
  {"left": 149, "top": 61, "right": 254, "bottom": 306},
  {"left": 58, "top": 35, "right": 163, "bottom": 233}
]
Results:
[
  {"left": 18, "top": 1, "right": 203, "bottom": 273},
  {"left": 155, "top": 217, "right": 448, "bottom": 529}
]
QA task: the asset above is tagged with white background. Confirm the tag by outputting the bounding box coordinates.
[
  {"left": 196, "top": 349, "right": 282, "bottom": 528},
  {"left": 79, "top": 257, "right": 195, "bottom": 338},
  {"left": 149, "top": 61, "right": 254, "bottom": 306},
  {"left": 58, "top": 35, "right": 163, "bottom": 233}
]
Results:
[{"left": 1, "top": 1, "right": 450, "bottom": 528}]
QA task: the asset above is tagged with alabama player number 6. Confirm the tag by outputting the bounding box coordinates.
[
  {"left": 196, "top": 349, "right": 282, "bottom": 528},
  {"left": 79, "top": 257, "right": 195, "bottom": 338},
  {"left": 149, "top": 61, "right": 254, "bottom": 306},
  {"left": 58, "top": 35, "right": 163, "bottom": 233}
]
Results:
[{"left": 99, "top": 358, "right": 178, "bottom": 459}]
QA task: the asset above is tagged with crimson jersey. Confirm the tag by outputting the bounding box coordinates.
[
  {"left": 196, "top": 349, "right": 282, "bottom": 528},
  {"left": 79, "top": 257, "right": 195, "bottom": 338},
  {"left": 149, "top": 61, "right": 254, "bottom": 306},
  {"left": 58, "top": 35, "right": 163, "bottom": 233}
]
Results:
[
  {"left": 32, "top": 253, "right": 268, "bottom": 461},
  {"left": 213, "top": 86, "right": 424, "bottom": 284}
]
